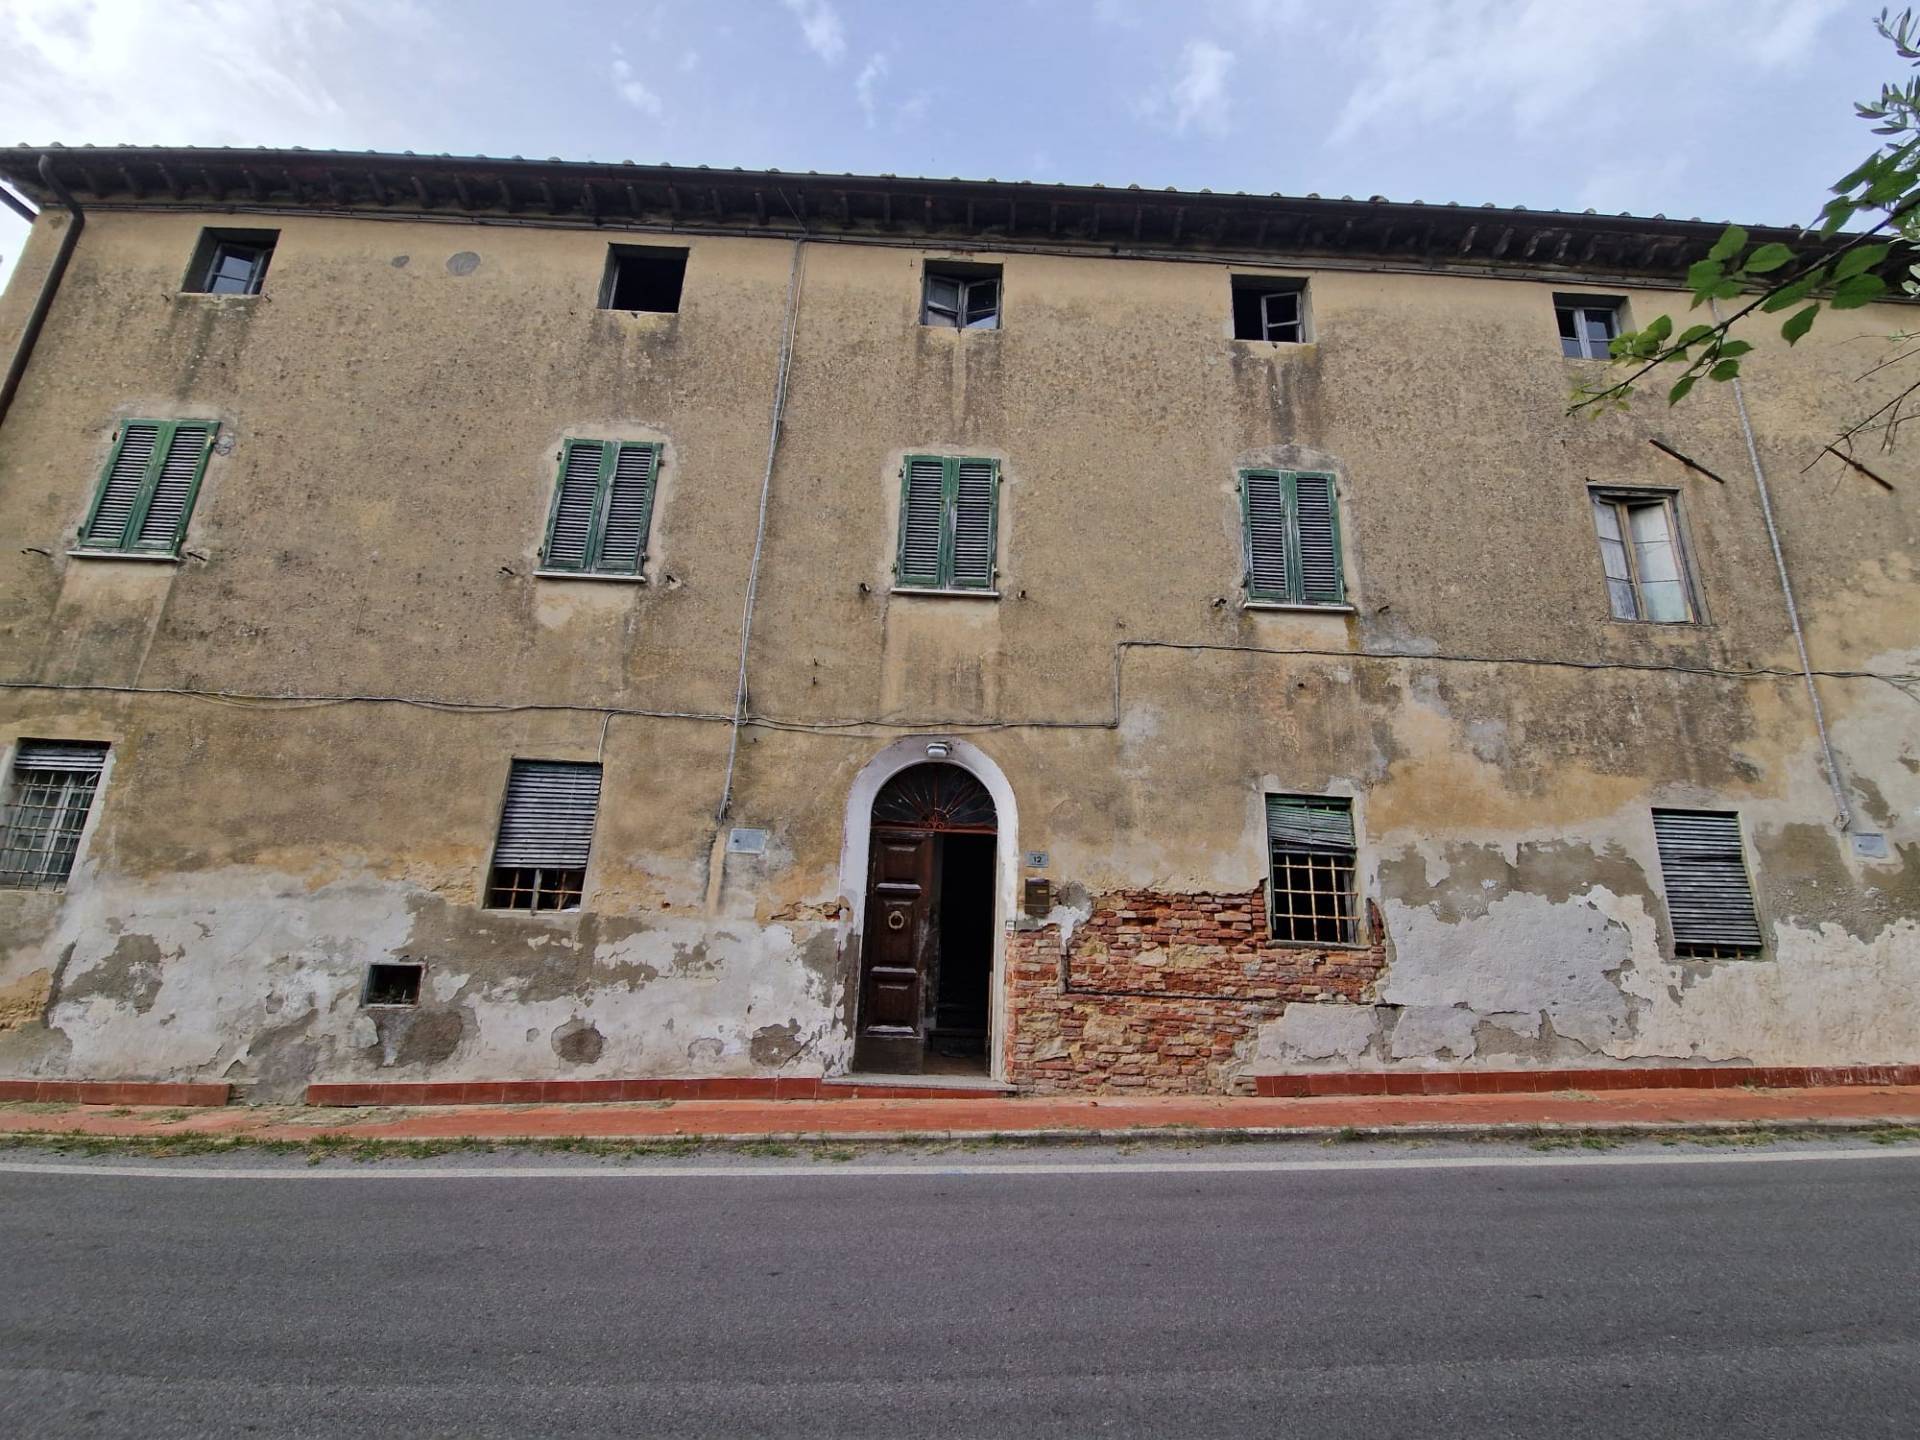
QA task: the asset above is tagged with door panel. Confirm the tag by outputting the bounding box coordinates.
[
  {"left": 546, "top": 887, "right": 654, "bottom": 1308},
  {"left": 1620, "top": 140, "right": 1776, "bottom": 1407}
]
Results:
[{"left": 858, "top": 829, "right": 935, "bottom": 1070}]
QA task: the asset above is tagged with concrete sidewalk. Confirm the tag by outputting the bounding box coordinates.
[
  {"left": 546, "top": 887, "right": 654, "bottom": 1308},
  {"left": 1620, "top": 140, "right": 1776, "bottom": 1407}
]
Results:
[{"left": 3, "top": 1084, "right": 1920, "bottom": 1147}]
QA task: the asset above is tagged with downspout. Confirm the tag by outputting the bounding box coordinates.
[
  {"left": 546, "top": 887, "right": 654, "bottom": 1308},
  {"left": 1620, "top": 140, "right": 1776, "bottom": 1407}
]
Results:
[
  {"left": 713, "top": 236, "right": 807, "bottom": 835},
  {"left": 1710, "top": 297, "right": 1856, "bottom": 831},
  {"left": 0, "top": 156, "right": 85, "bottom": 431}
]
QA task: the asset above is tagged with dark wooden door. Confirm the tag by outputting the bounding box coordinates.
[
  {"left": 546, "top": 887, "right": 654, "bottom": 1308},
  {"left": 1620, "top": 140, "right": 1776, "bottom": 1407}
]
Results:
[{"left": 857, "top": 827, "right": 936, "bottom": 1073}]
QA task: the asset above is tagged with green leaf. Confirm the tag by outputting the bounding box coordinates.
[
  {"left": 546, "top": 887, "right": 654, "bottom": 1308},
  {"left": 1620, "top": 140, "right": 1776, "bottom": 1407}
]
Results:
[
  {"left": 1781, "top": 304, "right": 1819, "bottom": 344},
  {"left": 1743, "top": 243, "right": 1795, "bottom": 273},
  {"left": 1667, "top": 374, "right": 1698, "bottom": 405},
  {"left": 1761, "top": 271, "right": 1827, "bottom": 311},
  {"left": 1708, "top": 359, "right": 1741, "bottom": 381},
  {"left": 1707, "top": 226, "right": 1748, "bottom": 262},
  {"left": 1675, "top": 323, "right": 1716, "bottom": 346},
  {"left": 1710, "top": 277, "right": 1744, "bottom": 299},
  {"left": 1834, "top": 242, "right": 1892, "bottom": 280},
  {"left": 1644, "top": 314, "right": 1673, "bottom": 343},
  {"left": 1715, "top": 339, "right": 1754, "bottom": 359},
  {"left": 1830, "top": 272, "right": 1888, "bottom": 309}
]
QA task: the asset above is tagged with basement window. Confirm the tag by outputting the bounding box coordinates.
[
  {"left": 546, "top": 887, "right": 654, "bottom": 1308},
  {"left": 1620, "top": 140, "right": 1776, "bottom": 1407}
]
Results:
[
  {"left": 0, "top": 740, "right": 108, "bottom": 890},
  {"left": 601, "top": 245, "right": 688, "bottom": 312},
  {"left": 1652, "top": 810, "right": 1763, "bottom": 958},
  {"left": 1556, "top": 293, "right": 1625, "bottom": 358},
  {"left": 485, "top": 760, "right": 602, "bottom": 911},
  {"left": 1265, "top": 794, "right": 1358, "bottom": 944},
  {"left": 363, "top": 962, "right": 423, "bottom": 1007},
  {"left": 922, "top": 262, "right": 1001, "bottom": 329},
  {"left": 1232, "top": 276, "right": 1308, "bottom": 342},
  {"left": 184, "top": 228, "right": 277, "bottom": 296}
]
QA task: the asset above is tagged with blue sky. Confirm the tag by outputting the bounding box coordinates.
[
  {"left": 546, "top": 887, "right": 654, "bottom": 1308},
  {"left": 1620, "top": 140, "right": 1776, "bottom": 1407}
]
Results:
[{"left": 0, "top": 0, "right": 1902, "bottom": 284}]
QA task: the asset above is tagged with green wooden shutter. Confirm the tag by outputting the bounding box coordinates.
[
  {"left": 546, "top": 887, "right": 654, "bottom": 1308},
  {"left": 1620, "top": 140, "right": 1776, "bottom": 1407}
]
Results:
[
  {"left": 596, "top": 443, "right": 658, "bottom": 574},
  {"left": 897, "top": 456, "right": 947, "bottom": 587},
  {"left": 1242, "top": 470, "right": 1290, "bottom": 601},
  {"left": 1266, "top": 795, "right": 1355, "bottom": 853},
  {"left": 82, "top": 423, "right": 162, "bottom": 549},
  {"left": 131, "top": 423, "right": 216, "bottom": 552},
  {"left": 949, "top": 458, "right": 998, "bottom": 589},
  {"left": 1292, "top": 473, "right": 1344, "bottom": 605},
  {"left": 543, "top": 441, "right": 606, "bottom": 571},
  {"left": 81, "top": 420, "right": 215, "bottom": 554}
]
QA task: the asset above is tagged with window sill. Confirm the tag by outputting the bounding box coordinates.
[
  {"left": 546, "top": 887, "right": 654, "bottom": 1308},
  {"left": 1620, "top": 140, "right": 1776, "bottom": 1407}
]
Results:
[
  {"left": 892, "top": 586, "right": 1000, "bottom": 600},
  {"left": 1230, "top": 337, "right": 1313, "bottom": 347},
  {"left": 533, "top": 569, "right": 647, "bottom": 584},
  {"left": 1242, "top": 600, "right": 1354, "bottom": 614},
  {"left": 1268, "top": 937, "right": 1371, "bottom": 951},
  {"left": 67, "top": 549, "right": 182, "bottom": 563},
  {"left": 1604, "top": 616, "right": 1709, "bottom": 629},
  {"left": 177, "top": 292, "right": 262, "bottom": 302}
]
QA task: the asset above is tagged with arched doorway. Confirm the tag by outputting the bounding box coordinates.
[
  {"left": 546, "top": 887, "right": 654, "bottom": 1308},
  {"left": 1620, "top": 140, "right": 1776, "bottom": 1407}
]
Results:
[{"left": 856, "top": 763, "right": 998, "bottom": 1075}]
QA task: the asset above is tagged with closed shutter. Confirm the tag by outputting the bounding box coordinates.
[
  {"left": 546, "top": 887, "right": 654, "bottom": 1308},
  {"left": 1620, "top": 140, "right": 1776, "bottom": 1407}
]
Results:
[
  {"left": 1267, "top": 794, "right": 1355, "bottom": 853},
  {"left": 1293, "top": 474, "right": 1343, "bottom": 604},
  {"left": 134, "top": 423, "right": 215, "bottom": 550},
  {"left": 491, "top": 760, "right": 602, "bottom": 868},
  {"left": 13, "top": 741, "right": 108, "bottom": 773},
  {"left": 898, "top": 457, "right": 947, "bottom": 587},
  {"left": 950, "top": 459, "right": 997, "bottom": 588},
  {"left": 544, "top": 441, "right": 606, "bottom": 571},
  {"left": 82, "top": 423, "right": 161, "bottom": 548},
  {"left": 1243, "top": 470, "right": 1290, "bottom": 600},
  {"left": 597, "top": 443, "right": 658, "bottom": 573},
  {"left": 1652, "top": 810, "right": 1762, "bottom": 952}
]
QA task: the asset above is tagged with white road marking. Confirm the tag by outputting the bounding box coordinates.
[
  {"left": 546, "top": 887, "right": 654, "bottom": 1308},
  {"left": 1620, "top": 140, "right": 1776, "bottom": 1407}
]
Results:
[{"left": 0, "top": 1147, "right": 1915, "bottom": 1182}]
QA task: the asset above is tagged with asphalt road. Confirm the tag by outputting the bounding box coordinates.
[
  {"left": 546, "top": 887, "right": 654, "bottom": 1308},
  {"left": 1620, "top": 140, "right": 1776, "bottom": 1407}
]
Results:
[{"left": 1, "top": 1142, "right": 1917, "bottom": 1438}]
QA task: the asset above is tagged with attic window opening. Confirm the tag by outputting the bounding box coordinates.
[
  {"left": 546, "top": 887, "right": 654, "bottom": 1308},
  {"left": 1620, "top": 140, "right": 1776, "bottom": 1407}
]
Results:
[
  {"left": 602, "top": 245, "right": 688, "bottom": 313},
  {"left": 1231, "top": 276, "right": 1308, "bottom": 342},
  {"left": 363, "top": 962, "right": 423, "bottom": 1007},
  {"left": 922, "top": 262, "right": 1000, "bottom": 329},
  {"left": 185, "top": 228, "right": 277, "bottom": 296},
  {"left": 1556, "top": 293, "right": 1625, "bottom": 358}
]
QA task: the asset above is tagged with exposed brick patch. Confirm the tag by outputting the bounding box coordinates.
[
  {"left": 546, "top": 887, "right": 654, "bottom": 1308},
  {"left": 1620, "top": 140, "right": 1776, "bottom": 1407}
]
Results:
[{"left": 1006, "top": 884, "right": 1388, "bottom": 1096}]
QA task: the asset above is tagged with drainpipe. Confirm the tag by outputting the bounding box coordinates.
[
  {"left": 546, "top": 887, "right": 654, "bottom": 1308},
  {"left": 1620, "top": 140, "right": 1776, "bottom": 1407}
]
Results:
[
  {"left": 0, "top": 156, "right": 85, "bottom": 431},
  {"left": 1710, "top": 297, "right": 1856, "bottom": 831}
]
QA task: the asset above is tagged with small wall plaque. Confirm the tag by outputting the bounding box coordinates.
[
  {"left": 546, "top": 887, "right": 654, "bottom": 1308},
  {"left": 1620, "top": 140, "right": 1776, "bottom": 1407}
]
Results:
[
  {"left": 1024, "top": 849, "right": 1050, "bottom": 869},
  {"left": 1024, "top": 876, "right": 1052, "bottom": 916},
  {"left": 726, "top": 827, "right": 768, "bottom": 855},
  {"left": 1851, "top": 832, "right": 1890, "bottom": 860}
]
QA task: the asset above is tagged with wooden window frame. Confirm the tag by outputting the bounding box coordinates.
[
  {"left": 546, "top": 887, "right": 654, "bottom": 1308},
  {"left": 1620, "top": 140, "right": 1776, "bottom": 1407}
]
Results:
[
  {"left": 895, "top": 454, "right": 1000, "bottom": 593},
  {"left": 1589, "top": 486, "right": 1703, "bottom": 624},
  {"left": 1555, "top": 293, "right": 1625, "bottom": 359},
  {"left": 1239, "top": 468, "right": 1346, "bottom": 606},
  {"left": 538, "top": 439, "right": 661, "bottom": 577},
  {"left": 76, "top": 419, "right": 218, "bottom": 557}
]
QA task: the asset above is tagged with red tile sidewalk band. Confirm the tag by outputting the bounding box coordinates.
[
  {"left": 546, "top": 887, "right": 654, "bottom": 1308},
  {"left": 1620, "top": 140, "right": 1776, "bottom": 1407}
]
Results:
[
  {"left": 0, "top": 1080, "right": 231, "bottom": 1107},
  {"left": 3, "top": 1086, "right": 1919, "bottom": 1146},
  {"left": 303, "top": 1064, "right": 1920, "bottom": 1108}
]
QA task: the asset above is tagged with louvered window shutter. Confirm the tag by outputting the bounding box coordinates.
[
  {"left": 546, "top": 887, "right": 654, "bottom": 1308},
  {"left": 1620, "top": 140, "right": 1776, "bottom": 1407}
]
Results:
[
  {"left": 1652, "top": 810, "right": 1762, "bottom": 954},
  {"left": 82, "top": 420, "right": 216, "bottom": 554},
  {"left": 134, "top": 423, "right": 215, "bottom": 550},
  {"left": 897, "top": 457, "right": 947, "bottom": 587},
  {"left": 1242, "top": 470, "right": 1290, "bottom": 601},
  {"left": 491, "top": 761, "right": 602, "bottom": 869},
  {"left": 543, "top": 441, "right": 607, "bottom": 571},
  {"left": 950, "top": 459, "right": 997, "bottom": 588},
  {"left": 1293, "top": 474, "right": 1343, "bottom": 604},
  {"left": 597, "top": 443, "right": 658, "bottom": 573},
  {"left": 1267, "top": 795, "right": 1355, "bottom": 854}
]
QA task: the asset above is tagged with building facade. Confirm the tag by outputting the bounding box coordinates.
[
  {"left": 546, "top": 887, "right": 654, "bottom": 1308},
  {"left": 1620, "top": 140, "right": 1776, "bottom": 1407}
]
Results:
[{"left": 0, "top": 147, "right": 1914, "bottom": 1101}]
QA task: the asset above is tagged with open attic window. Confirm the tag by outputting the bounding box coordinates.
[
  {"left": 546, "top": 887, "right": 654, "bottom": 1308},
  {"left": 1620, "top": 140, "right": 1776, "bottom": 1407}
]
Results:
[
  {"left": 363, "top": 961, "right": 423, "bottom": 1006},
  {"left": 1232, "top": 276, "right": 1308, "bottom": 342},
  {"left": 601, "top": 245, "right": 688, "bottom": 312}
]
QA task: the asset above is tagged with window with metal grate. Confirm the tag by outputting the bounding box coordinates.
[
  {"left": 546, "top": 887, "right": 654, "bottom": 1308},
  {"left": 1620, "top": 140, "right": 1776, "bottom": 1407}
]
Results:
[
  {"left": 1266, "top": 795, "right": 1359, "bottom": 944},
  {"left": 1, "top": 741, "right": 108, "bottom": 890},
  {"left": 540, "top": 440, "right": 661, "bottom": 576},
  {"left": 485, "top": 760, "right": 602, "bottom": 911},
  {"left": 1652, "top": 809, "right": 1763, "bottom": 957},
  {"left": 1240, "top": 469, "right": 1345, "bottom": 606},
  {"left": 896, "top": 455, "right": 999, "bottom": 592},
  {"left": 78, "top": 420, "right": 218, "bottom": 556}
]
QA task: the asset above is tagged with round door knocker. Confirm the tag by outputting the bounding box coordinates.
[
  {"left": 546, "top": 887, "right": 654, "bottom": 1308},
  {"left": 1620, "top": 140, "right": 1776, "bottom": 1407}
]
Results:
[{"left": 886, "top": 910, "right": 908, "bottom": 931}]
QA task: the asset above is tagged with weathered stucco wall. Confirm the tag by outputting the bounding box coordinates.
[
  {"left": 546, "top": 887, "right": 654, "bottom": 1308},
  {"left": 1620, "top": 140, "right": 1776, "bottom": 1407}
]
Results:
[{"left": 0, "top": 204, "right": 1914, "bottom": 1097}]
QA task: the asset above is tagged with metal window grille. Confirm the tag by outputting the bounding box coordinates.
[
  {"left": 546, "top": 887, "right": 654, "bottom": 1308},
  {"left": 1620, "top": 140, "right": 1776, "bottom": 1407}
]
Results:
[
  {"left": 1652, "top": 809, "right": 1763, "bottom": 958},
  {"left": 1556, "top": 298, "right": 1621, "bottom": 358},
  {"left": 1, "top": 741, "right": 108, "bottom": 889},
  {"left": 896, "top": 455, "right": 998, "bottom": 590},
  {"left": 485, "top": 760, "right": 601, "bottom": 912},
  {"left": 922, "top": 270, "right": 1000, "bottom": 329},
  {"left": 1591, "top": 491, "right": 1691, "bottom": 623},
  {"left": 1266, "top": 795, "right": 1358, "bottom": 944}
]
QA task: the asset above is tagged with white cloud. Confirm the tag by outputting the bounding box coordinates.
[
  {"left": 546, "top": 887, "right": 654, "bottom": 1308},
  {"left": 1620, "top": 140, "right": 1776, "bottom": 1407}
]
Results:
[
  {"left": 855, "top": 52, "right": 889, "bottom": 127},
  {"left": 1330, "top": 0, "right": 1845, "bottom": 146},
  {"left": 1141, "top": 39, "right": 1237, "bottom": 138},
  {"left": 611, "top": 56, "right": 663, "bottom": 116},
  {"left": 780, "top": 0, "right": 846, "bottom": 64}
]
